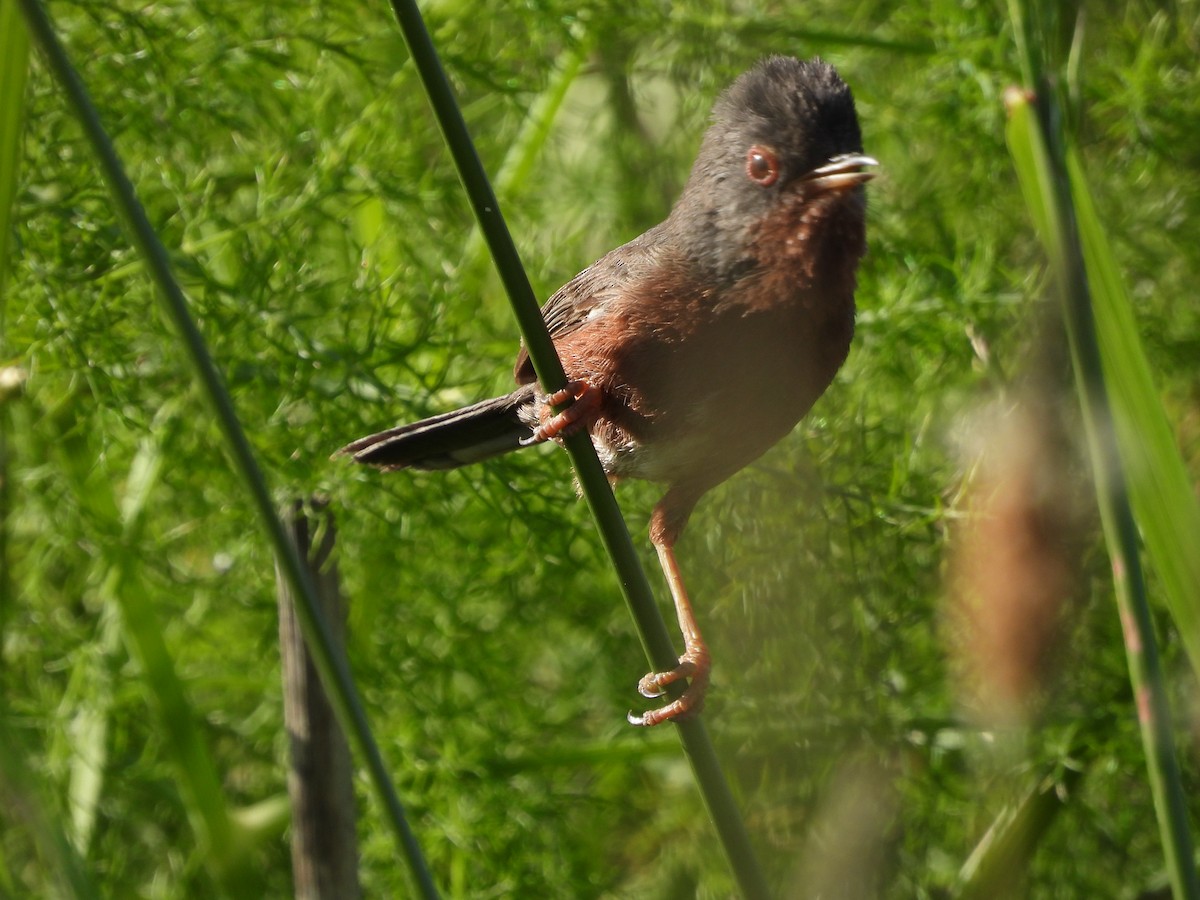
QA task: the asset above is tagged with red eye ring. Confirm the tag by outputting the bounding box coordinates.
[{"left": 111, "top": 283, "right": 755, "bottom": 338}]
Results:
[{"left": 746, "top": 146, "right": 779, "bottom": 186}]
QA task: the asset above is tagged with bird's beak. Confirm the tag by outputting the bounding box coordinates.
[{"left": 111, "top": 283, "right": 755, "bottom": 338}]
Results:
[{"left": 802, "top": 153, "right": 878, "bottom": 192}]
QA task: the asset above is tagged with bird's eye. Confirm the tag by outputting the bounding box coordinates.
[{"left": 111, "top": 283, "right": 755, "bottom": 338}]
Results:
[{"left": 745, "top": 146, "right": 779, "bottom": 186}]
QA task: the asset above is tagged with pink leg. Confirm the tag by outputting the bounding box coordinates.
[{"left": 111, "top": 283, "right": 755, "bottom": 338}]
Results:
[
  {"left": 628, "top": 507, "right": 711, "bottom": 727},
  {"left": 520, "top": 380, "right": 601, "bottom": 445}
]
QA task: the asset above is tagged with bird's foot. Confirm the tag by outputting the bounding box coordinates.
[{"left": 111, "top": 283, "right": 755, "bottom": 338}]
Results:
[
  {"left": 627, "top": 648, "right": 711, "bottom": 727},
  {"left": 520, "top": 380, "right": 600, "bottom": 445}
]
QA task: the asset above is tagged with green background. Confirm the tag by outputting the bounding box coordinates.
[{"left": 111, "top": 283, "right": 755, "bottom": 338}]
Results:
[{"left": 3, "top": 0, "right": 1199, "bottom": 896}]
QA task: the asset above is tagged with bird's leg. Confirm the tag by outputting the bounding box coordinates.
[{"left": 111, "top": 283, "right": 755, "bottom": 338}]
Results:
[
  {"left": 628, "top": 501, "right": 711, "bottom": 727},
  {"left": 519, "top": 380, "right": 601, "bottom": 445}
]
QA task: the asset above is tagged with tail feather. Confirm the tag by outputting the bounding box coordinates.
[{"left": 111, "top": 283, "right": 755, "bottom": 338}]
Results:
[{"left": 339, "top": 384, "right": 537, "bottom": 471}]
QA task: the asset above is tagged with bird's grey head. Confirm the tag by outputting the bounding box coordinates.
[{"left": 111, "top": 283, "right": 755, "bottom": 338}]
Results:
[{"left": 673, "top": 57, "right": 874, "bottom": 272}]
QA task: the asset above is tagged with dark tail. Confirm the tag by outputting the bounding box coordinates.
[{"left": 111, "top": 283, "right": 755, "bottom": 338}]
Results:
[{"left": 338, "top": 384, "right": 538, "bottom": 471}]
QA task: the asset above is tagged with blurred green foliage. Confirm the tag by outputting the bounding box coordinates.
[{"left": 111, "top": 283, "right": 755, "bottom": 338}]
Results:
[{"left": 2, "top": 0, "right": 1199, "bottom": 896}]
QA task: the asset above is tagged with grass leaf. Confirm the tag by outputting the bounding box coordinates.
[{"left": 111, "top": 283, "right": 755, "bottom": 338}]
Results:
[{"left": 1067, "top": 148, "right": 1200, "bottom": 668}]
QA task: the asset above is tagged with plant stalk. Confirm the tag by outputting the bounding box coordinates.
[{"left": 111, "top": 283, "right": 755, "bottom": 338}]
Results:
[
  {"left": 383, "top": 1, "right": 771, "bottom": 895},
  {"left": 16, "top": 1, "right": 439, "bottom": 895}
]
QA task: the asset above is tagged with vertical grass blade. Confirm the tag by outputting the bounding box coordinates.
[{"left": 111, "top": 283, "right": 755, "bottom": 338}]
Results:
[
  {"left": 106, "top": 447, "right": 243, "bottom": 881},
  {"left": 1006, "top": 79, "right": 1200, "bottom": 900},
  {"left": 39, "top": 403, "right": 249, "bottom": 888},
  {"left": 14, "top": 1, "right": 440, "bottom": 895},
  {"left": 0, "top": 0, "right": 27, "bottom": 308},
  {"left": 0, "top": 722, "right": 100, "bottom": 900},
  {"left": 0, "top": 0, "right": 32, "bottom": 670},
  {"left": 57, "top": 606, "right": 120, "bottom": 855},
  {"left": 1066, "top": 151, "right": 1200, "bottom": 667},
  {"left": 383, "top": 2, "right": 771, "bottom": 896}
]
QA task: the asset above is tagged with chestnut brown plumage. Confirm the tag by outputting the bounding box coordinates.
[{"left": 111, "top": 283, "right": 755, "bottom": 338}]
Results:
[{"left": 341, "top": 56, "right": 875, "bottom": 726}]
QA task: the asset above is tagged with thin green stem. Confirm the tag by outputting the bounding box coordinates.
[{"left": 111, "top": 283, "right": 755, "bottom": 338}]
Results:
[
  {"left": 0, "top": 0, "right": 32, "bottom": 682},
  {"left": 1042, "top": 112, "right": 1198, "bottom": 900},
  {"left": 384, "top": 2, "right": 770, "bottom": 896},
  {"left": 16, "top": 1, "right": 439, "bottom": 896},
  {"left": 1049, "top": 109, "right": 1197, "bottom": 900},
  {"left": 1005, "top": 3, "right": 1199, "bottom": 894}
]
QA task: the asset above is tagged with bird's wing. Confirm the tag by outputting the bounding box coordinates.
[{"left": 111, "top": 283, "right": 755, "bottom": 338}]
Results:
[{"left": 513, "top": 227, "right": 665, "bottom": 384}]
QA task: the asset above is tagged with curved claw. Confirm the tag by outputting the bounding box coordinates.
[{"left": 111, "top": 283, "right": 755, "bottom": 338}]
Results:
[
  {"left": 518, "top": 380, "right": 600, "bottom": 446},
  {"left": 628, "top": 651, "right": 710, "bottom": 727},
  {"left": 637, "top": 657, "right": 699, "bottom": 699},
  {"left": 638, "top": 680, "right": 666, "bottom": 700},
  {"left": 627, "top": 684, "right": 707, "bottom": 728},
  {"left": 628, "top": 702, "right": 691, "bottom": 728},
  {"left": 630, "top": 504, "right": 712, "bottom": 727}
]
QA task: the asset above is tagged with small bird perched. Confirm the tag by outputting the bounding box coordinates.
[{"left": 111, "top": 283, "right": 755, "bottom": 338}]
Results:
[{"left": 341, "top": 56, "right": 875, "bottom": 726}]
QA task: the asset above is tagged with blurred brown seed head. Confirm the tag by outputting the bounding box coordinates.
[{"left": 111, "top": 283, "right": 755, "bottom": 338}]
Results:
[{"left": 944, "top": 390, "right": 1089, "bottom": 726}]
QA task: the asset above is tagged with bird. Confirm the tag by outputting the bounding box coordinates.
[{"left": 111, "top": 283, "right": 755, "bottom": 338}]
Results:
[{"left": 340, "top": 55, "right": 875, "bottom": 727}]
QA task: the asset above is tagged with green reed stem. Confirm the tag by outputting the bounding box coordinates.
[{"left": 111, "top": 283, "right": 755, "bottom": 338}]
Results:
[
  {"left": 1005, "top": 3, "right": 1199, "bottom": 895},
  {"left": 383, "top": 2, "right": 771, "bottom": 896},
  {"left": 16, "top": 1, "right": 439, "bottom": 896}
]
